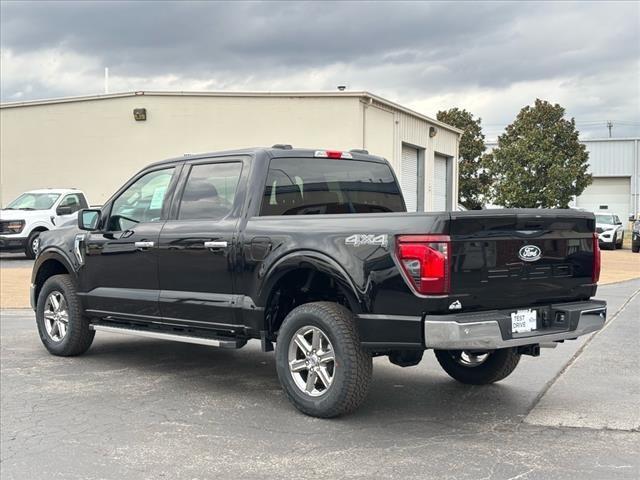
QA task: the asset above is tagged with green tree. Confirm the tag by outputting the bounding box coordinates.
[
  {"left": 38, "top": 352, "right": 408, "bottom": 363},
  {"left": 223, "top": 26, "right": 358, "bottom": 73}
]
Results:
[
  {"left": 436, "top": 108, "right": 491, "bottom": 209},
  {"left": 488, "top": 99, "right": 591, "bottom": 208}
]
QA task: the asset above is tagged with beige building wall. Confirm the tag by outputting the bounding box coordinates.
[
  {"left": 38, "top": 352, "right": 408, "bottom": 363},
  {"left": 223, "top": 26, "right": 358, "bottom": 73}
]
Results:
[
  {"left": 1, "top": 92, "right": 460, "bottom": 209},
  {"left": 363, "top": 100, "right": 459, "bottom": 211},
  {"left": 1, "top": 95, "right": 363, "bottom": 205}
]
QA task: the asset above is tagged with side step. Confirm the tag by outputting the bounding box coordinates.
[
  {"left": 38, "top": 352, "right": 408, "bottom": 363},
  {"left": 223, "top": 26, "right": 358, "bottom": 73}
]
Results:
[{"left": 90, "top": 324, "right": 243, "bottom": 349}]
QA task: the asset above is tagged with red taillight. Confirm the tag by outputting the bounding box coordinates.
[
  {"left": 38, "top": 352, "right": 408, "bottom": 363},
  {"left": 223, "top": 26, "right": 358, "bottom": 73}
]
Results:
[
  {"left": 592, "top": 232, "right": 601, "bottom": 283},
  {"left": 396, "top": 235, "right": 451, "bottom": 295}
]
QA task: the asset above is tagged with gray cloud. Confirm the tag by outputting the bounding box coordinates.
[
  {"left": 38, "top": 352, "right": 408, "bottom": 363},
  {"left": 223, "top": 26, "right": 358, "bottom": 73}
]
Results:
[{"left": 1, "top": 0, "right": 638, "bottom": 138}]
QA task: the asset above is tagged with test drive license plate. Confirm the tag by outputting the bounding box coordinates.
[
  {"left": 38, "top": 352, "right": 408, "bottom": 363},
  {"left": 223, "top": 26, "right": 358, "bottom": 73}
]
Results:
[{"left": 511, "top": 309, "right": 537, "bottom": 334}]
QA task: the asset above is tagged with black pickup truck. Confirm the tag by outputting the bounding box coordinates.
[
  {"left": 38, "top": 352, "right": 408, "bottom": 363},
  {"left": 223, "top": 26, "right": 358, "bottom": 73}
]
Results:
[{"left": 31, "top": 146, "right": 606, "bottom": 417}]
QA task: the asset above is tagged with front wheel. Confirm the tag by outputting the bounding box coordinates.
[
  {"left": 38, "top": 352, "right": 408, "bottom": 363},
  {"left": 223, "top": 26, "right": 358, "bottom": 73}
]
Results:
[
  {"left": 25, "top": 230, "right": 42, "bottom": 259},
  {"left": 275, "top": 302, "right": 372, "bottom": 418},
  {"left": 616, "top": 233, "right": 623, "bottom": 249},
  {"left": 434, "top": 348, "right": 521, "bottom": 385},
  {"left": 36, "top": 274, "right": 95, "bottom": 356}
]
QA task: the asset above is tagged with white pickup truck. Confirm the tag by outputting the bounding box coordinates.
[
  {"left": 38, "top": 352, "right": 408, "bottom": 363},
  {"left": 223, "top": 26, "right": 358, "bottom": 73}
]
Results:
[{"left": 0, "top": 189, "right": 89, "bottom": 258}]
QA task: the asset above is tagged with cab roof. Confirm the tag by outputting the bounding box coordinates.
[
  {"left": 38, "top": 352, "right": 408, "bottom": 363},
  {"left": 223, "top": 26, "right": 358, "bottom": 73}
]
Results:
[
  {"left": 23, "top": 188, "right": 83, "bottom": 194},
  {"left": 146, "top": 146, "right": 389, "bottom": 169}
]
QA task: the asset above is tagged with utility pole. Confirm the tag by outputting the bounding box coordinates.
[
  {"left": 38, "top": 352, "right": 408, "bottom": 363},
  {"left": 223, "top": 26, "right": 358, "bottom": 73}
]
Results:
[
  {"left": 606, "top": 120, "right": 613, "bottom": 138},
  {"left": 104, "top": 67, "right": 109, "bottom": 94}
]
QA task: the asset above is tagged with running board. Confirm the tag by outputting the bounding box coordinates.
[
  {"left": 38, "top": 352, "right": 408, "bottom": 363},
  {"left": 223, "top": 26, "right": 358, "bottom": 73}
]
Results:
[{"left": 90, "top": 324, "right": 242, "bottom": 348}]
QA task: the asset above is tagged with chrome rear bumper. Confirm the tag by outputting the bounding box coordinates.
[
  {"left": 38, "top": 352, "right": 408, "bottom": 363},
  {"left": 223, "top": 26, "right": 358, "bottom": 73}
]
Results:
[{"left": 424, "top": 300, "right": 606, "bottom": 350}]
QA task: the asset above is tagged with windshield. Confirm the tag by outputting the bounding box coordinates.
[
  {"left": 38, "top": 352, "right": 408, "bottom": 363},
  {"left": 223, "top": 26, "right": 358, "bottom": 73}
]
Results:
[
  {"left": 595, "top": 214, "right": 614, "bottom": 225},
  {"left": 6, "top": 193, "right": 60, "bottom": 210}
]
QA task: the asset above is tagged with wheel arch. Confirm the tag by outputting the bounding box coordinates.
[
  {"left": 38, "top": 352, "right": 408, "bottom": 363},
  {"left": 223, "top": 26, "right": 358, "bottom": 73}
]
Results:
[
  {"left": 32, "top": 251, "right": 76, "bottom": 306},
  {"left": 28, "top": 225, "right": 49, "bottom": 235},
  {"left": 258, "top": 251, "right": 363, "bottom": 337}
]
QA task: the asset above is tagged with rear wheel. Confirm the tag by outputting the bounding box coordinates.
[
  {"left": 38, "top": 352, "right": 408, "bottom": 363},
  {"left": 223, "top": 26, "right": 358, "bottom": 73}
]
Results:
[
  {"left": 36, "top": 274, "right": 95, "bottom": 356},
  {"left": 434, "top": 348, "right": 521, "bottom": 385},
  {"left": 275, "top": 302, "right": 372, "bottom": 418}
]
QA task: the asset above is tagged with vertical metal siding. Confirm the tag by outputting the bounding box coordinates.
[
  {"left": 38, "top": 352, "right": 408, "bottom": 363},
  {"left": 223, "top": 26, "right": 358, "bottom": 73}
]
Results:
[
  {"left": 583, "top": 140, "right": 636, "bottom": 176},
  {"left": 370, "top": 100, "right": 459, "bottom": 212}
]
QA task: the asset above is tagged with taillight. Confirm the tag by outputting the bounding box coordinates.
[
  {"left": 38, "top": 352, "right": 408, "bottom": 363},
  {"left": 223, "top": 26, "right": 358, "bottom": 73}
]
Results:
[
  {"left": 592, "top": 232, "right": 601, "bottom": 283},
  {"left": 396, "top": 235, "right": 451, "bottom": 295}
]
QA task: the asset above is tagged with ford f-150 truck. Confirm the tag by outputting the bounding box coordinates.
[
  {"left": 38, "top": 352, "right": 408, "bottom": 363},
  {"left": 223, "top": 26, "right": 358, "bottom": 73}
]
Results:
[
  {"left": 1, "top": 188, "right": 89, "bottom": 258},
  {"left": 31, "top": 146, "right": 606, "bottom": 417}
]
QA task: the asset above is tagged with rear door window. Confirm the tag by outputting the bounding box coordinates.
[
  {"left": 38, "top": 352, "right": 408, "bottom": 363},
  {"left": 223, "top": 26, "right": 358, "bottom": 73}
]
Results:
[
  {"left": 178, "top": 162, "right": 242, "bottom": 220},
  {"left": 260, "top": 157, "right": 405, "bottom": 216}
]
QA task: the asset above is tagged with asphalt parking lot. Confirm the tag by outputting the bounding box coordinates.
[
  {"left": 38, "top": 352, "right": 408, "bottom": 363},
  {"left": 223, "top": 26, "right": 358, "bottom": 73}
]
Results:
[{"left": 1, "top": 277, "right": 638, "bottom": 479}]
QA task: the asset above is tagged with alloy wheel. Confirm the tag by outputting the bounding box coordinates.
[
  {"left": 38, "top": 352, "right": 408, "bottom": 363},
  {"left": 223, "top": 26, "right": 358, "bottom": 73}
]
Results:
[
  {"left": 288, "top": 326, "right": 335, "bottom": 397},
  {"left": 43, "top": 291, "right": 69, "bottom": 342}
]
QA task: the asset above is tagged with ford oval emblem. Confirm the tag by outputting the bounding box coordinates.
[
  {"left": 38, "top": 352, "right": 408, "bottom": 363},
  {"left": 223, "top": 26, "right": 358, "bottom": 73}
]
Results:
[{"left": 518, "top": 245, "right": 542, "bottom": 262}]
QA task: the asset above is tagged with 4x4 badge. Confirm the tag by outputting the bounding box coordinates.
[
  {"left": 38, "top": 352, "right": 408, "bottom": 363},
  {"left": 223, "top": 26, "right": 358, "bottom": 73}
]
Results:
[{"left": 345, "top": 234, "right": 388, "bottom": 248}]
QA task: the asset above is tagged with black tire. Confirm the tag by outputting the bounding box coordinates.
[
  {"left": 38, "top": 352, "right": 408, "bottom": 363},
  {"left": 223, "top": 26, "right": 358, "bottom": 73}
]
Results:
[
  {"left": 36, "top": 274, "right": 95, "bottom": 356},
  {"left": 633, "top": 244, "right": 640, "bottom": 253},
  {"left": 434, "top": 348, "right": 521, "bottom": 385},
  {"left": 615, "top": 233, "right": 623, "bottom": 249},
  {"left": 275, "top": 302, "right": 372, "bottom": 418},
  {"left": 25, "top": 230, "right": 42, "bottom": 259}
]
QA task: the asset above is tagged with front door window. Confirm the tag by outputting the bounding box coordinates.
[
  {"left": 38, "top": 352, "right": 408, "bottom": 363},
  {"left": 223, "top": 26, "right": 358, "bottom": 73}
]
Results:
[{"left": 109, "top": 168, "right": 174, "bottom": 231}]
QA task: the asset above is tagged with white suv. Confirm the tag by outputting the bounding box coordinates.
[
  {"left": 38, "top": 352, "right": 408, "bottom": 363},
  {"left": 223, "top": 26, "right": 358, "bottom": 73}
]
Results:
[
  {"left": 595, "top": 212, "right": 625, "bottom": 250},
  {"left": 0, "top": 189, "right": 88, "bottom": 258}
]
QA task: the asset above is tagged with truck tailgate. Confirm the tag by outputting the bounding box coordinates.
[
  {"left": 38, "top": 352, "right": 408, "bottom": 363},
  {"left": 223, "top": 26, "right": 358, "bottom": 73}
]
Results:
[{"left": 448, "top": 210, "right": 597, "bottom": 311}]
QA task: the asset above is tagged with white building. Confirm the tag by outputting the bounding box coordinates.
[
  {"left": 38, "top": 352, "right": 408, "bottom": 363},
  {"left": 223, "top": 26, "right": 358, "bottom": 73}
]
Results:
[
  {"left": 485, "top": 138, "right": 640, "bottom": 225},
  {"left": 573, "top": 138, "right": 639, "bottom": 225},
  {"left": 0, "top": 91, "right": 461, "bottom": 212}
]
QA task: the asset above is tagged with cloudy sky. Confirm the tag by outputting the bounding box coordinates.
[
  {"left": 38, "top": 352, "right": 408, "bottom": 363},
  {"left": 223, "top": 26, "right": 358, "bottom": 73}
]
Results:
[{"left": 1, "top": 0, "right": 638, "bottom": 139}]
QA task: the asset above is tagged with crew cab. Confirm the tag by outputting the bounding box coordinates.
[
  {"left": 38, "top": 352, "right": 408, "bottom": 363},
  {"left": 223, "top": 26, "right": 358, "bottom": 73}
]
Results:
[
  {"left": 1, "top": 188, "right": 89, "bottom": 258},
  {"left": 31, "top": 147, "right": 606, "bottom": 417}
]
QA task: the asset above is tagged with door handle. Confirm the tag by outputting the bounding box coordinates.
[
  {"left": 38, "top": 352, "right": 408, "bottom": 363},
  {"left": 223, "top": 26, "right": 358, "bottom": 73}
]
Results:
[
  {"left": 134, "top": 241, "right": 155, "bottom": 250},
  {"left": 204, "top": 241, "right": 228, "bottom": 249}
]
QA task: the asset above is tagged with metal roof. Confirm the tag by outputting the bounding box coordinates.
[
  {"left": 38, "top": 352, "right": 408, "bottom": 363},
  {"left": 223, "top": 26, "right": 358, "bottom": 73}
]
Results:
[{"left": 0, "top": 90, "right": 463, "bottom": 135}]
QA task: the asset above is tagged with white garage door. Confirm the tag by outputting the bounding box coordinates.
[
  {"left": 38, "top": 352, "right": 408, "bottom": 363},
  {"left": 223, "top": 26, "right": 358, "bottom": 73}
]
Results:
[
  {"left": 401, "top": 145, "right": 419, "bottom": 212},
  {"left": 433, "top": 154, "right": 449, "bottom": 211},
  {"left": 575, "top": 177, "right": 631, "bottom": 225}
]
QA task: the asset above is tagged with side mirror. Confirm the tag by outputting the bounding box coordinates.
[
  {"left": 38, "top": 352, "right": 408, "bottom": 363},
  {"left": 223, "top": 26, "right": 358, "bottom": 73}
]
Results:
[
  {"left": 56, "top": 205, "right": 74, "bottom": 216},
  {"left": 78, "top": 209, "right": 101, "bottom": 231},
  {"left": 616, "top": 221, "right": 623, "bottom": 226}
]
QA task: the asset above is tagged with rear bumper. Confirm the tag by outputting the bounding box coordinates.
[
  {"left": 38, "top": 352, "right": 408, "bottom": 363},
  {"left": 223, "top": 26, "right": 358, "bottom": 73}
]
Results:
[{"left": 423, "top": 300, "right": 606, "bottom": 350}]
